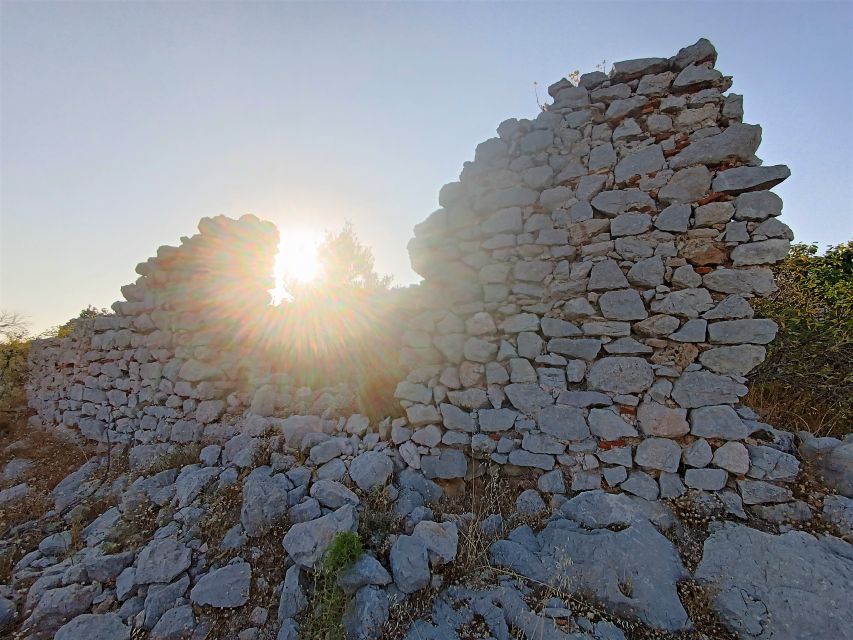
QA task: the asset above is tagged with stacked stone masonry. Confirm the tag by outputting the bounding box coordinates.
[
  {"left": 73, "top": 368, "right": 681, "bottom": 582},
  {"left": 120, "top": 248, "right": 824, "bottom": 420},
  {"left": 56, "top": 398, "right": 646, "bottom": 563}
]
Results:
[
  {"left": 25, "top": 38, "right": 798, "bottom": 513},
  {"left": 398, "top": 37, "right": 797, "bottom": 504},
  {"left": 26, "top": 215, "right": 301, "bottom": 457}
]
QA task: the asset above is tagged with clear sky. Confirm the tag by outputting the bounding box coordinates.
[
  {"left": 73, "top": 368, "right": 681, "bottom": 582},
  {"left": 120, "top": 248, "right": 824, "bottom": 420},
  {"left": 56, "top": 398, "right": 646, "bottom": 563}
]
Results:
[{"left": 2, "top": 0, "right": 852, "bottom": 334}]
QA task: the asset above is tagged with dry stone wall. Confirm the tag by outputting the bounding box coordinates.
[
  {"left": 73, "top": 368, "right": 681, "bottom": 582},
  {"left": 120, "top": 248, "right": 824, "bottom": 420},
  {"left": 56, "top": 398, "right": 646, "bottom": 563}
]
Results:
[
  {"left": 397, "top": 38, "right": 796, "bottom": 501},
  {"left": 26, "top": 215, "right": 284, "bottom": 455},
  {"left": 25, "top": 213, "right": 393, "bottom": 477},
  {"left": 25, "top": 38, "right": 800, "bottom": 509}
]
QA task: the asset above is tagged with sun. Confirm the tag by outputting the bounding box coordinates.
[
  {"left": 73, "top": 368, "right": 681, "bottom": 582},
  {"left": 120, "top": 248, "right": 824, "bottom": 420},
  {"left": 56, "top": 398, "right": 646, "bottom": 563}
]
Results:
[{"left": 270, "top": 230, "right": 322, "bottom": 304}]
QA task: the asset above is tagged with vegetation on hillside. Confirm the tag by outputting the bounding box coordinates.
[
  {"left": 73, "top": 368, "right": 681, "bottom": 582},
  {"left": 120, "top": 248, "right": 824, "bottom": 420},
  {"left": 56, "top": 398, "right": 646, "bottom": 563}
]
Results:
[
  {"left": 0, "top": 306, "right": 107, "bottom": 425},
  {"left": 746, "top": 241, "right": 853, "bottom": 437},
  {"left": 0, "top": 312, "right": 30, "bottom": 425}
]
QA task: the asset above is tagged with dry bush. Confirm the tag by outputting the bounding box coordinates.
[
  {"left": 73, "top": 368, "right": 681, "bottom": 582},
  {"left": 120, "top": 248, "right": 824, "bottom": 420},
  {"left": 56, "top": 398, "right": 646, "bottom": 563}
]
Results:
[
  {"left": 197, "top": 481, "right": 244, "bottom": 564},
  {"left": 142, "top": 444, "right": 202, "bottom": 478},
  {"left": 744, "top": 384, "right": 846, "bottom": 437},
  {"left": 0, "top": 334, "right": 29, "bottom": 424}
]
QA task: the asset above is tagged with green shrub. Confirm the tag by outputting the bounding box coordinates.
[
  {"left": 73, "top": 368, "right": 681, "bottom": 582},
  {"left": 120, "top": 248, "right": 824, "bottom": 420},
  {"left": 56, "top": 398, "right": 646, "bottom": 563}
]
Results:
[
  {"left": 747, "top": 242, "right": 853, "bottom": 436},
  {"left": 301, "top": 531, "right": 364, "bottom": 639},
  {"left": 321, "top": 531, "right": 363, "bottom": 574}
]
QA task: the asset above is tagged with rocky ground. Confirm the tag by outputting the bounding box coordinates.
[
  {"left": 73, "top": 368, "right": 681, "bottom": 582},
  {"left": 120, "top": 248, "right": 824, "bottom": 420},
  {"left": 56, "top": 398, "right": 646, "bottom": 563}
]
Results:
[{"left": 0, "top": 412, "right": 850, "bottom": 640}]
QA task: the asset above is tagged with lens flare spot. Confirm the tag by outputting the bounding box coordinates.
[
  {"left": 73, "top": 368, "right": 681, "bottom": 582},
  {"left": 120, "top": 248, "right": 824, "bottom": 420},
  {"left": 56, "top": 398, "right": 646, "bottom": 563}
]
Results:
[{"left": 270, "top": 230, "right": 322, "bottom": 304}]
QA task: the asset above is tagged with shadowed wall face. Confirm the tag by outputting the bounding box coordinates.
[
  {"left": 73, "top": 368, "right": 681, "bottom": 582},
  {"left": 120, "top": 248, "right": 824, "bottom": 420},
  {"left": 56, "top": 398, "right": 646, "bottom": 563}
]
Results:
[{"left": 395, "top": 39, "right": 793, "bottom": 491}]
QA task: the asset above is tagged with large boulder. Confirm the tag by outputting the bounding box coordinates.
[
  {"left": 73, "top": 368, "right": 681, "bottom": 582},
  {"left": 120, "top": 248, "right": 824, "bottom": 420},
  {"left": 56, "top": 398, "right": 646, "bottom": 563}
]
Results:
[
  {"left": 342, "top": 585, "right": 389, "bottom": 640},
  {"left": 390, "top": 535, "right": 431, "bottom": 594},
  {"left": 240, "top": 467, "right": 292, "bottom": 537},
  {"left": 136, "top": 537, "right": 192, "bottom": 584},
  {"left": 696, "top": 523, "right": 853, "bottom": 639},
  {"left": 150, "top": 605, "right": 195, "bottom": 640},
  {"left": 55, "top": 614, "right": 130, "bottom": 640},
  {"left": 799, "top": 436, "right": 853, "bottom": 497},
  {"left": 20, "top": 584, "right": 98, "bottom": 637},
  {"left": 0, "top": 596, "right": 14, "bottom": 633},
  {"left": 490, "top": 494, "right": 688, "bottom": 631},
  {"left": 349, "top": 451, "right": 394, "bottom": 492},
  {"left": 190, "top": 562, "right": 251, "bottom": 608},
  {"left": 282, "top": 505, "right": 358, "bottom": 568}
]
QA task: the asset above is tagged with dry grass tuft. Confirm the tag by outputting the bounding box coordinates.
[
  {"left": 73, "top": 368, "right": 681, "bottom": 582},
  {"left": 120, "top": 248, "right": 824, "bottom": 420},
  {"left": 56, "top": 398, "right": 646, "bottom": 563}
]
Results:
[
  {"left": 357, "top": 485, "right": 399, "bottom": 558},
  {"left": 0, "top": 492, "right": 54, "bottom": 584},
  {"left": 197, "top": 480, "right": 244, "bottom": 564},
  {"left": 433, "top": 467, "right": 521, "bottom": 586},
  {"left": 382, "top": 585, "right": 444, "bottom": 640},
  {"left": 102, "top": 502, "right": 160, "bottom": 555},
  {"left": 674, "top": 580, "right": 739, "bottom": 640},
  {"left": 663, "top": 491, "right": 726, "bottom": 573},
  {"left": 0, "top": 413, "right": 96, "bottom": 582},
  {"left": 142, "top": 443, "right": 202, "bottom": 477},
  {"left": 382, "top": 467, "right": 519, "bottom": 639}
]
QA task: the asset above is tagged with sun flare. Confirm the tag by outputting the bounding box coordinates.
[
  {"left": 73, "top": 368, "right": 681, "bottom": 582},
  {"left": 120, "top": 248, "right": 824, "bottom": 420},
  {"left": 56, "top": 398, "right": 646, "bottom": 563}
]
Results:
[{"left": 270, "top": 230, "right": 322, "bottom": 304}]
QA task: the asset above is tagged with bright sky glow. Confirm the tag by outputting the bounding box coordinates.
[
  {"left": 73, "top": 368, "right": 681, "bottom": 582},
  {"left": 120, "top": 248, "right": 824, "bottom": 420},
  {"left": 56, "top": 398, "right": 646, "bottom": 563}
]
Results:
[{"left": 271, "top": 230, "right": 323, "bottom": 304}]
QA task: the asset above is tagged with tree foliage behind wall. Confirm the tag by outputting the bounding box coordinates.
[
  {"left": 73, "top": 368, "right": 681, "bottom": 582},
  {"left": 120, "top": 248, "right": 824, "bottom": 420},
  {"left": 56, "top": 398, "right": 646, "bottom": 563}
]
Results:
[
  {"left": 39, "top": 305, "right": 108, "bottom": 339},
  {"left": 269, "top": 223, "right": 405, "bottom": 420},
  {"left": 747, "top": 242, "right": 853, "bottom": 436}
]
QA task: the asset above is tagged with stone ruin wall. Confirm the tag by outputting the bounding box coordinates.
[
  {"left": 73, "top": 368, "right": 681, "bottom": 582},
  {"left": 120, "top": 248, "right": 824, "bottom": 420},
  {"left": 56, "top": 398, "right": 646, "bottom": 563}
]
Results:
[
  {"left": 26, "top": 215, "right": 347, "bottom": 460},
  {"left": 396, "top": 37, "right": 796, "bottom": 502},
  {"left": 25, "top": 38, "right": 798, "bottom": 504}
]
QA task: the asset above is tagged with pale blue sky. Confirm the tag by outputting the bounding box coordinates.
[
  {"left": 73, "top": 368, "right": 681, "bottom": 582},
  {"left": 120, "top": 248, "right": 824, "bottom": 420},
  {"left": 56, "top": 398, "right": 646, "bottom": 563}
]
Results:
[{"left": 2, "top": 0, "right": 851, "bottom": 333}]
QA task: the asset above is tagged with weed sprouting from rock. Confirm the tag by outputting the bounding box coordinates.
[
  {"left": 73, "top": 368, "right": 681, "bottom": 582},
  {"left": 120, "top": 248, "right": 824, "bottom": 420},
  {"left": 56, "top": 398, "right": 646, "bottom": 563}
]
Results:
[{"left": 301, "top": 531, "right": 364, "bottom": 640}]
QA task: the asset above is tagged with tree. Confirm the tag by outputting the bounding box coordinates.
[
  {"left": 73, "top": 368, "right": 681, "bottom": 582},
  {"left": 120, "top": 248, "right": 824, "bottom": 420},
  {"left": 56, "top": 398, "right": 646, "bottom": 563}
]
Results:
[
  {"left": 268, "top": 223, "right": 402, "bottom": 419},
  {"left": 0, "top": 311, "right": 28, "bottom": 340},
  {"left": 312, "top": 222, "right": 392, "bottom": 292},
  {"left": 40, "top": 305, "right": 109, "bottom": 339}
]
